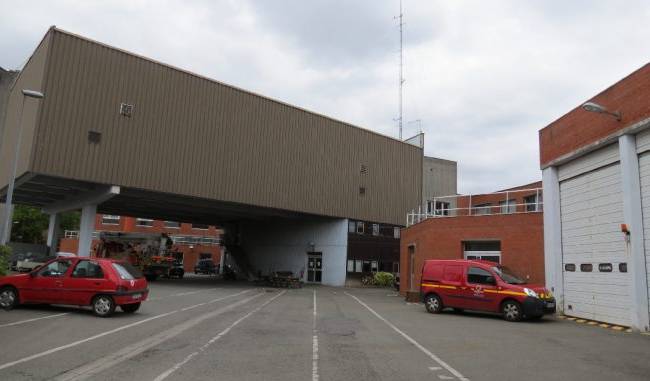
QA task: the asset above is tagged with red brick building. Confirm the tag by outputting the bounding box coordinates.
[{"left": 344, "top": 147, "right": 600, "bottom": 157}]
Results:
[
  {"left": 59, "top": 214, "right": 222, "bottom": 273},
  {"left": 400, "top": 182, "right": 544, "bottom": 294}
]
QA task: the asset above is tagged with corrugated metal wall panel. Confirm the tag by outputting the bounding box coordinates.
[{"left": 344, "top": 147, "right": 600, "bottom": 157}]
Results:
[
  {"left": 30, "top": 29, "right": 420, "bottom": 225},
  {"left": 0, "top": 32, "right": 50, "bottom": 188}
]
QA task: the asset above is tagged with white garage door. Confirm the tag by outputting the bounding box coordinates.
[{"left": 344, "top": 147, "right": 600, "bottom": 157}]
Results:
[
  {"left": 638, "top": 149, "right": 650, "bottom": 317},
  {"left": 560, "top": 161, "right": 630, "bottom": 326}
]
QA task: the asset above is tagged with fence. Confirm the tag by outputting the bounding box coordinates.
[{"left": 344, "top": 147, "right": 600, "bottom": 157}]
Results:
[{"left": 406, "top": 187, "right": 543, "bottom": 227}]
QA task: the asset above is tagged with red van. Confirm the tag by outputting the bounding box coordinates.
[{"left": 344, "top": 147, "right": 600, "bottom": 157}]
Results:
[{"left": 420, "top": 259, "right": 555, "bottom": 321}]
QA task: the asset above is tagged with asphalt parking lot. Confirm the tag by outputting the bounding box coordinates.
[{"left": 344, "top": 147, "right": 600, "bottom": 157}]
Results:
[{"left": 1, "top": 276, "right": 649, "bottom": 381}]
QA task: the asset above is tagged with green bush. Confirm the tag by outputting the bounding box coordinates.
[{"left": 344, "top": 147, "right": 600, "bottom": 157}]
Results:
[
  {"left": 0, "top": 245, "right": 11, "bottom": 276},
  {"left": 373, "top": 272, "right": 395, "bottom": 287}
]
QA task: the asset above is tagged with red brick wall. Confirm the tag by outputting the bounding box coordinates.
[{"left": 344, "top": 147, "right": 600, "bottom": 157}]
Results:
[
  {"left": 58, "top": 237, "right": 222, "bottom": 273},
  {"left": 399, "top": 213, "right": 544, "bottom": 294},
  {"left": 60, "top": 214, "right": 223, "bottom": 273},
  {"left": 539, "top": 63, "right": 650, "bottom": 167}
]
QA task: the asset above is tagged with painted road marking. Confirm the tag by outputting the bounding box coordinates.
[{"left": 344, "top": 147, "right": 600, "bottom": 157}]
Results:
[
  {"left": 0, "top": 312, "right": 70, "bottom": 328},
  {"left": 0, "top": 289, "right": 252, "bottom": 373},
  {"left": 313, "top": 289, "right": 319, "bottom": 381},
  {"left": 438, "top": 375, "right": 454, "bottom": 380},
  {"left": 429, "top": 366, "right": 442, "bottom": 371},
  {"left": 54, "top": 290, "right": 263, "bottom": 381},
  {"left": 345, "top": 292, "right": 469, "bottom": 381},
  {"left": 153, "top": 290, "right": 286, "bottom": 381}
]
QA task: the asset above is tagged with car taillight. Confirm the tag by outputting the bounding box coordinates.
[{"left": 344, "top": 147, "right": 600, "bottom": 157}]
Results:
[{"left": 117, "top": 286, "right": 128, "bottom": 293}]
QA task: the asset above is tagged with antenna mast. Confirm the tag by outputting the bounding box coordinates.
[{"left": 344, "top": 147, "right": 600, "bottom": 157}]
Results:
[{"left": 397, "top": 0, "right": 404, "bottom": 140}]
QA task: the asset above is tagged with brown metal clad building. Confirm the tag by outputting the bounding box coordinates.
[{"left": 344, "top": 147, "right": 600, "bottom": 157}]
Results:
[{"left": 0, "top": 28, "right": 421, "bottom": 226}]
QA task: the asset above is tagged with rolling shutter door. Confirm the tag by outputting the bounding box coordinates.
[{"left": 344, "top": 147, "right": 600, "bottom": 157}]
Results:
[
  {"left": 559, "top": 149, "right": 630, "bottom": 326},
  {"left": 637, "top": 134, "right": 650, "bottom": 317}
]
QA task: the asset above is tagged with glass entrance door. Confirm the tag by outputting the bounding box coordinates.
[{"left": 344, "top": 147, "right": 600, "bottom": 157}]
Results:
[{"left": 307, "top": 252, "right": 322, "bottom": 283}]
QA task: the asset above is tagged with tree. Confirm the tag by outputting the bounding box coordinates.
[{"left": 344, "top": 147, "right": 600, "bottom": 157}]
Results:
[
  {"left": 10, "top": 205, "right": 49, "bottom": 243},
  {"left": 9, "top": 206, "right": 82, "bottom": 244}
]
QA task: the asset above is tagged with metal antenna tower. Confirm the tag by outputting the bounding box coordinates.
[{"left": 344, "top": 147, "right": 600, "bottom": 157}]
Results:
[{"left": 395, "top": 0, "right": 405, "bottom": 140}]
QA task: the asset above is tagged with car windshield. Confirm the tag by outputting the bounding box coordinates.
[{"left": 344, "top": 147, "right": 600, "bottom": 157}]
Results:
[
  {"left": 112, "top": 262, "right": 144, "bottom": 280},
  {"left": 492, "top": 265, "right": 526, "bottom": 284}
]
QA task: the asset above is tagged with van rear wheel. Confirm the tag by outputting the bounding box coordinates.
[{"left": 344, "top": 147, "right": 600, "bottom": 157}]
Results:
[
  {"left": 424, "top": 294, "right": 443, "bottom": 314},
  {"left": 502, "top": 300, "right": 523, "bottom": 322}
]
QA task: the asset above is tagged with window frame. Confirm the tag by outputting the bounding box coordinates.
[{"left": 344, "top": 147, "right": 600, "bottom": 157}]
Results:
[
  {"left": 135, "top": 218, "right": 154, "bottom": 227},
  {"left": 101, "top": 214, "right": 120, "bottom": 225}
]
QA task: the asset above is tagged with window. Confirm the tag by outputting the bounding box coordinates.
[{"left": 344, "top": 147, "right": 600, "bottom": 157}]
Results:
[
  {"left": 524, "top": 194, "right": 539, "bottom": 212},
  {"left": 473, "top": 203, "right": 492, "bottom": 215},
  {"left": 37, "top": 260, "right": 73, "bottom": 277},
  {"left": 200, "top": 253, "right": 212, "bottom": 260},
  {"left": 499, "top": 199, "right": 516, "bottom": 214},
  {"left": 355, "top": 260, "right": 362, "bottom": 273},
  {"left": 348, "top": 221, "right": 356, "bottom": 233},
  {"left": 101, "top": 215, "right": 120, "bottom": 225},
  {"left": 393, "top": 227, "right": 400, "bottom": 239},
  {"left": 565, "top": 264, "right": 576, "bottom": 272},
  {"left": 435, "top": 201, "right": 450, "bottom": 216},
  {"left": 619, "top": 263, "right": 627, "bottom": 272},
  {"left": 72, "top": 260, "right": 104, "bottom": 278},
  {"left": 192, "top": 224, "right": 210, "bottom": 230},
  {"left": 165, "top": 221, "right": 180, "bottom": 229},
  {"left": 112, "top": 262, "right": 143, "bottom": 280},
  {"left": 372, "top": 224, "right": 379, "bottom": 236},
  {"left": 580, "top": 264, "right": 593, "bottom": 272},
  {"left": 347, "top": 260, "right": 355, "bottom": 272},
  {"left": 136, "top": 218, "right": 154, "bottom": 227},
  {"left": 464, "top": 241, "right": 500, "bottom": 251},
  {"left": 467, "top": 267, "right": 495, "bottom": 285},
  {"left": 356, "top": 222, "right": 365, "bottom": 234},
  {"left": 598, "top": 263, "right": 613, "bottom": 272},
  {"left": 392, "top": 262, "right": 399, "bottom": 273},
  {"left": 371, "top": 261, "right": 378, "bottom": 272}
]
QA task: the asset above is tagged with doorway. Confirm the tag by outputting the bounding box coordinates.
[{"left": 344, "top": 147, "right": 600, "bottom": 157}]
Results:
[
  {"left": 408, "top": 245, "right": 415, "bottom": 291},
  {"left": 307, "top": 252, "right": 322, "bottom": 283}
]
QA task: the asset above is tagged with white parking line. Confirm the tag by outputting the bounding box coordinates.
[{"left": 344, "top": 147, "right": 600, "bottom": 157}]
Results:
[
  {"left": 345, "top": 291, "right": 469, "bottom": 381},
  {"left": 153, "top": 290, "right": 287, "bottom": 381},
  {"left": 0, "top": 312, "right": 70, "bottom": 328},
  {"left": 54, "top": 290, "right": 263, "bottom": 381},
  {"left": 0, "top": 289, "right": 252, "bottom": 372},
  {"left": 312, "top": 289, "right": 319, "bottom": 381},
  {"left": 0, "top": 287, "right": 222, "bottom": 328}
]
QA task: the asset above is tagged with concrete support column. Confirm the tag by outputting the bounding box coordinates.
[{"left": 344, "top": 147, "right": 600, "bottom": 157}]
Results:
[
  {"left": 542, "top": 166, "right": 564, "bottom": 313},
  {"left": 46, "top": 213, "right": 62, "bottom": 254},
  {"left": 619, "top": 134, "right": 650, "bottom": 332},
  {"left": 78, "top": 204, "right": 96, "bottom": 257},
  {"left": 0, "top": 204, "right": 13, "bottom": 245}
]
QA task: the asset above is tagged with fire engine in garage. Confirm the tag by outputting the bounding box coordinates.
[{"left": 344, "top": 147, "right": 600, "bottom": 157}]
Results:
[{"left": 94, "top": 232, "right": 183, "bottom": 281}]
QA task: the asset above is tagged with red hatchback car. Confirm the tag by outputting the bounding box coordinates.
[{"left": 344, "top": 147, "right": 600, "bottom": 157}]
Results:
[
  {"left": 420, "top": 259, "right": 556, "bottom": 321},
  {"left": 0, "top": 257, "right": 148, "bottom": 317}
]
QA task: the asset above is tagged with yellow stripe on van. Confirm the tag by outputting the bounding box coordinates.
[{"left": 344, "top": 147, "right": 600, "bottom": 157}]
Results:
[{"left": 420, "top": 283, "right": 457, "bottom": 289}]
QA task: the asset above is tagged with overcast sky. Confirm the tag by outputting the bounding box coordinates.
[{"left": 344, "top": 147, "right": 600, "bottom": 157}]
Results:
[{"left": 1, "top": 0, "right": 649, "bottom": 194}]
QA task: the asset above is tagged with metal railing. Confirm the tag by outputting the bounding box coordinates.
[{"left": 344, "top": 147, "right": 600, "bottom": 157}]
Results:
[
  {"left": 406, "top": 187, "right": 543, "bottom": 227},
  {"left": 62, "top": 231, "right": 221, "bottom": 246}
]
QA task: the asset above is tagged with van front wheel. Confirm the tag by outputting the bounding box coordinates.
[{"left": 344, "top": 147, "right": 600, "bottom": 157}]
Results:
[
  {"left": 502, "top": 300, "right": 523, "bottom": 322},
  {"left": 424, "top": 294, "right": 443, "bottom": 314}
]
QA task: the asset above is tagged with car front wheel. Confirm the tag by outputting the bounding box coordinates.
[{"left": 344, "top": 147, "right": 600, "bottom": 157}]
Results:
[
  {"left": 92, "top": 295, "right": 116, "bottom": 317},
  {"left": 502, "top": 300, "right": 523, "bottom": 322},
  {"left": 424, "top": 294, "right": 443, "bottom": 314},
  {"left": 0, "top": 287, "right": 18, "bottom": 310},
  {"left": 121, "top": 303, "right": 141, "bottom": 314}
]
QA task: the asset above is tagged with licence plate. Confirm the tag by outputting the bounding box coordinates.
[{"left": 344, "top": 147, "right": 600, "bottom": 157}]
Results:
[
  {"left": 546, "top": 302, "right": 555, "bottom": 308},
  {"left": 132, "top": 293, "right": 142, "bottom": 300}
]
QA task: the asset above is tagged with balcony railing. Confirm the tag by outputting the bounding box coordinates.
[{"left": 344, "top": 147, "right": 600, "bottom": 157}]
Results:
[
  {"left": 406, "top": 187, "right": 543, "bottom": 227},
  {"left": 62, "top": 231, "right": 221, "bottom": 246}
]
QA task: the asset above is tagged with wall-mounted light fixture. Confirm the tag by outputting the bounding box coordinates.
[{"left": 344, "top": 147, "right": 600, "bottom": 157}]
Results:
[{"left": 581, "top": 101, "right": 621, "bottom": 121}]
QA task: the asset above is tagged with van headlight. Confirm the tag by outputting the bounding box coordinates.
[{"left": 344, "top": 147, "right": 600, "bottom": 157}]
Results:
[{"left": 524, "top": 288, "right": 538, "bottom": 298}]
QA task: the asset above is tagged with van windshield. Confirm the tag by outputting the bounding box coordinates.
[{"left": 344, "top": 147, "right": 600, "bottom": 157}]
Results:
[{"left": 492, "top": 266, "right": 526, "bottom": 284}]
